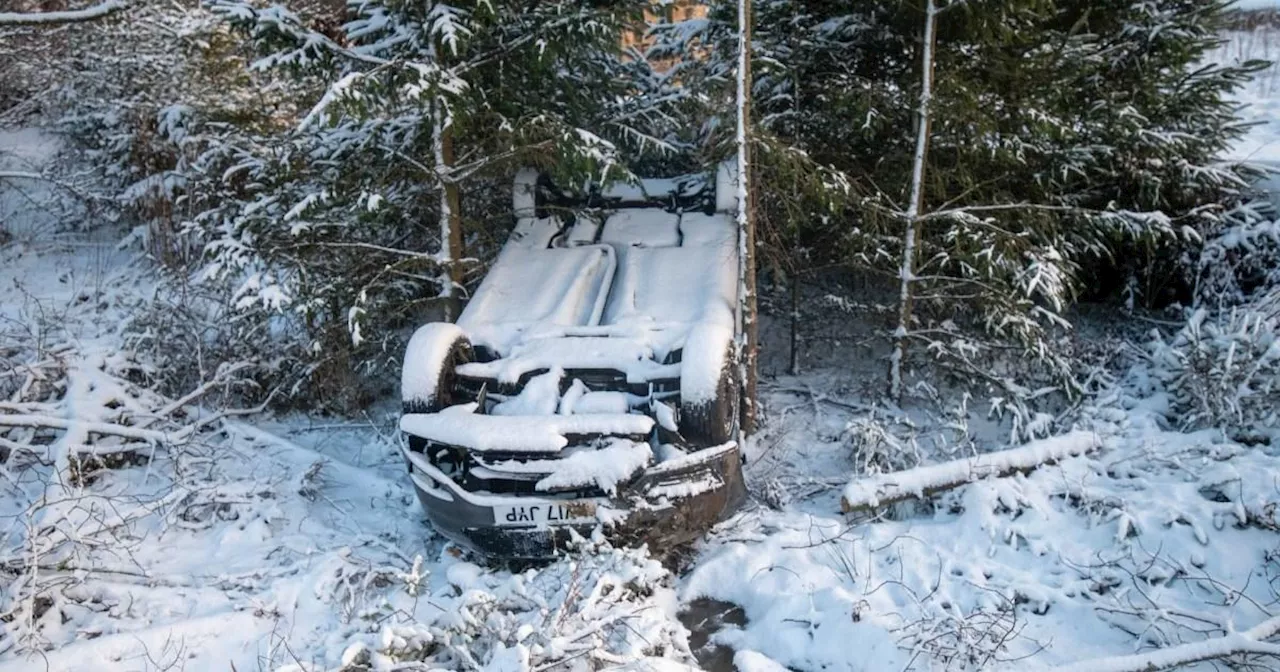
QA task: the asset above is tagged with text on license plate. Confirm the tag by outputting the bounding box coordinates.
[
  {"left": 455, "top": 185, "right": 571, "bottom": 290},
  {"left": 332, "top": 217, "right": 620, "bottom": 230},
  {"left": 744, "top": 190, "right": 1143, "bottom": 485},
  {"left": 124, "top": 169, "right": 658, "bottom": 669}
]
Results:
[{"left": 494, "top": 501, "right": 596, "bottom": 527}]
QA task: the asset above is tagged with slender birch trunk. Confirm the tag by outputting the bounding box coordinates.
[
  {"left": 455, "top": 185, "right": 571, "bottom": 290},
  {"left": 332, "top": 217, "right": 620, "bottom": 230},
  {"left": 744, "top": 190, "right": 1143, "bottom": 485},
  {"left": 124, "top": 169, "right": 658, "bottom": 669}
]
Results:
[
  {"left": 735, "top": 0, "right": 759, "bottom": 434},
  {"left": 888, "top": 0, "right": 938, "bottom": 401},
  {"left": 432, "top": 100, "right": 464, "bottom": 322}
]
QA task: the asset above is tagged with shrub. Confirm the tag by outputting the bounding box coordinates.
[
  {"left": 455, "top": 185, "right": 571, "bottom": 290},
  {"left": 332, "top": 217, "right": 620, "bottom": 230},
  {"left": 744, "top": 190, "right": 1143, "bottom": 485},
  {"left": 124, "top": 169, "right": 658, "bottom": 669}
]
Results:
[{"left": 1150, "top": 304, "right": 1280, "bottom": 435}]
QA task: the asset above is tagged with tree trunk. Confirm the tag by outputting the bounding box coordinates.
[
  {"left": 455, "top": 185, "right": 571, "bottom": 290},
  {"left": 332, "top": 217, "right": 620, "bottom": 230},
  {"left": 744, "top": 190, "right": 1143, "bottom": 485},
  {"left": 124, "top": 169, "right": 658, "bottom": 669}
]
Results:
[
  {"left": 888, "top": 0, "right": 938, "bottom": 401},
  {"left": 433, "top": 101, "right": 464, "bottom": 322},
  {"left": 735, "top": 0, "right": 760, "bottom": 435},
  {"left": 788, "top": 278, "right": 799, "bottom": 375}
]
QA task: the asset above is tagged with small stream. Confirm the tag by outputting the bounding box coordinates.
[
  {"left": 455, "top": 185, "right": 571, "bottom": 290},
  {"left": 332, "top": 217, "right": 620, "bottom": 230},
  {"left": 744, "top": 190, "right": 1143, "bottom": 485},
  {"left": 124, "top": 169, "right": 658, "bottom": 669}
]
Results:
[{"left": 678, "top": 598, "right": 747, "bottom": 672}]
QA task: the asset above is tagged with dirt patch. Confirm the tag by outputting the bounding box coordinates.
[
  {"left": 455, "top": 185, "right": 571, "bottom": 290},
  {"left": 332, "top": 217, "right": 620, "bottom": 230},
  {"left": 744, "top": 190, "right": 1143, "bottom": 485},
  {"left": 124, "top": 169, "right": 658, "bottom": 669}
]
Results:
[{"left": 679, "top": 597, "right": 747, "bottom": 672}]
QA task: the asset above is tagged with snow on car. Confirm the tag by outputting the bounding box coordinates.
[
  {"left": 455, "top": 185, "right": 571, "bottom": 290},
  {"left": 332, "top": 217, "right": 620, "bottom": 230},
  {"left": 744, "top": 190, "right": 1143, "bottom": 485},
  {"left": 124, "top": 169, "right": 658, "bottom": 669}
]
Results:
[{"left": 399, "top": 162, "right": 748, "bottom": 558}]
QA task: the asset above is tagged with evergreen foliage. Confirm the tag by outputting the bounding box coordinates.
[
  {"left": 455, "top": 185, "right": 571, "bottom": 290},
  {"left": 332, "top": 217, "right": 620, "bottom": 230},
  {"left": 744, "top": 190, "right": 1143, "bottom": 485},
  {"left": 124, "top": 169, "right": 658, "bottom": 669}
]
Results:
[
  {"left": 9, "top": 0, "right": 1266, "bottom": 412},
  {"left": 660, "top": 0, "right": 1267, "bottom": 405},
  {"left": 163, "top": 0, "right": 678, "bottom": 409}
]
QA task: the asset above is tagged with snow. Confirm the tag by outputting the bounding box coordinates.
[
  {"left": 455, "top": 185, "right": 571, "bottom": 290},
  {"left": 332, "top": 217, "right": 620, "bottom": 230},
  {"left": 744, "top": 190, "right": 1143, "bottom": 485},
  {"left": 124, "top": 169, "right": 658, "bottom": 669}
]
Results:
[
  {"left": 733, "top": 649, "right": 794, "bottom": 672},
  {"left": 1207, "top": 28, "right": 1280, "bottom": 211},
  {"left": 680, "top": 211, "right": 737, "bottom": 246},
  {"left": 512, "top": 168, "right": 538, "bottom": 217},
  {"left": 594, "top": 208, "right": 734, "bottom": 329},
  {"left": 457, "top": 244, "right": 615, "bottom": 354},
  {"left": 400, "top": 410, "right": 654, "bottom": 452},
  {"left": 19, "top": 16, "right": 1280, "bottom": 665},
  {"left": 558, "top": 378, "right": 590, "bottom": 414},
  {"left": 645, "top": 441, "right": 737, "bottom": 475},
  {"left": 716, "top": 159, "right": 739, "bottom": 214},
  {"left": 401, "top": 322, "right": 466, "bottom": 405},
  {"left": 0, "top": 183, "right": 693, "bottom": 670},
  {"left": 681, "top": 336, "right": 1280, "bottom": 670},
  {"left": 566, "top": 215, "right": 603, "bottom": 245},
  {"left": 455, "top": 187, "right": 739, "bottom": 391},
  {"left": 684, "top": 535, "right": 910, "bottom": 670},
  {"left": 508, "top": 215, "right": 565, "bottom": 250},
  {"left": 679, "top": 322, "right": 734, "bottom": 405},
  {"left": 605, "top": 246, "right": 736, "bottom": 328},
  {"left": 447, "top": 187, "right": 741, "bottom": 448},
  {"left": 483, "top": 438, "right": 654, "bottom": 495},
  {"left": 459, "top": 335, "right": 674, "bottom": 385},
  {"left": 0, "top": 128, "right": 67, "bottom": 240},
  {"left": 600, "top": 209, "right": 682, "bottom": 248},
  {"left": 490, "top": 367, "right": 563, "bottom": 415},
  {"left": 654, "top": 399, "right": 679, "bottom": 431},
  {"left": 645, "top": 475, "right": 720, "bottom": 500},
  {"left": 572, "top": 390, "right": 633, "bottom": 414},
  {"left": 555, "top": 380, "right": 638, "bottom": 415}
]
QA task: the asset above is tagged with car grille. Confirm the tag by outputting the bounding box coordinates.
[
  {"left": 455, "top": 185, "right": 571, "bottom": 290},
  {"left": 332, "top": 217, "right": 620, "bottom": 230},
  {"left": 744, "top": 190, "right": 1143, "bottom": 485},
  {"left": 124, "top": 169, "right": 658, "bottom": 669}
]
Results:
[{"left": 407, "top": 434, "right": 610, "bottom": 498}]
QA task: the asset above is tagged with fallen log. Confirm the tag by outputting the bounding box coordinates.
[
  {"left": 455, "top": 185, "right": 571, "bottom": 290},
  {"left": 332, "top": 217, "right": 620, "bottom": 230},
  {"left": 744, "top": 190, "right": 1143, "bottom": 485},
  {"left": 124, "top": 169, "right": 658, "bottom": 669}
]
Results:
[
  {"left": 1053, "top": 615, "right": 1280, "bottom": 672},
  {"left": 840, "top": 430, "right": 1101, "bottom": 513},
  {"left": 0, "top": 1, "right": 126, "bottom": 26}
]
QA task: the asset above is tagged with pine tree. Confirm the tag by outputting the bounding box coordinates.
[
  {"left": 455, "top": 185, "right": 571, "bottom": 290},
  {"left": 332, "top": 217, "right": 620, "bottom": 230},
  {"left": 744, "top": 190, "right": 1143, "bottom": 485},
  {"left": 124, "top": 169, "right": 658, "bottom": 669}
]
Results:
[
  {"left": 670, "top": 0, "right": 1264, "bottom": 420},
  {"left": 175, "top": 0, "right": 676, "bottom": 408}
]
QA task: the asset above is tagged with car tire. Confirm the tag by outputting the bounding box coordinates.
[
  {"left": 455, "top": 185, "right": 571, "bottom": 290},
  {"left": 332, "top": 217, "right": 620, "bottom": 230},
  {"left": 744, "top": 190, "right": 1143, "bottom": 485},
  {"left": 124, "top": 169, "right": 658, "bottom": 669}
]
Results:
[
  {"left": 402, "top": 323, "right": 473, "bottom": 414},
  {"left": 680, "top": 329, "right": 739, "bottom": 446}
]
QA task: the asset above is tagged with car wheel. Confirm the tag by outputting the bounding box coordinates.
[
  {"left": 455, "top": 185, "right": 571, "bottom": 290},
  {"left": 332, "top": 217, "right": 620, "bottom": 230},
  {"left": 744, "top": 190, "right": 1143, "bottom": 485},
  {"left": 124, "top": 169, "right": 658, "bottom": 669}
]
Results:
[
  {"left": 680, "top": 327, "right": 739, "bottom": 445},
  {"left": 402, "top": 323, "right": 473, "bottom": 414}
]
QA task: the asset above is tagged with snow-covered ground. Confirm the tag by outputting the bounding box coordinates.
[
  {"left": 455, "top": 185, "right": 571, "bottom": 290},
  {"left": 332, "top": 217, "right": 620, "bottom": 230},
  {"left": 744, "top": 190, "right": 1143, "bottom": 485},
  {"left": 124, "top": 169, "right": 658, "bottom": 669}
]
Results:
[
  {"left": 1214, "top": 28, "right": 1280, "bottom": 164},
  {"left": 9, "top": 28, "right": 1280, "bottom": 667},
  {"left": 0, "top": 130, "right": 700, "bottom": 672}
]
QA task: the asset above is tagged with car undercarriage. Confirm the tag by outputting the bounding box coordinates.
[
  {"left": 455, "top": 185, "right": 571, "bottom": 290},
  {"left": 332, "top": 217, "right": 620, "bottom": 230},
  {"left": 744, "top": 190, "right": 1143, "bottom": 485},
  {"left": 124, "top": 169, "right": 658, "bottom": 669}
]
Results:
[{"left": 399, "top": 163, "right": 747, "bottom": 558}]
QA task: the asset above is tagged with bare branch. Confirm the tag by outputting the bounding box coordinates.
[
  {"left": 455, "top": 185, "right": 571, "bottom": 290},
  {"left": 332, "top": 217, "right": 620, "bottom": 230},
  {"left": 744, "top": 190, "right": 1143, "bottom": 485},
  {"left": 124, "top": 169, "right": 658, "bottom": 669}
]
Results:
[
  {"left": 0, "top": 413, "right": 187, "bottom": 443},
  {"left": 0, "top": 171, "right": 109, "bottom": 203}
]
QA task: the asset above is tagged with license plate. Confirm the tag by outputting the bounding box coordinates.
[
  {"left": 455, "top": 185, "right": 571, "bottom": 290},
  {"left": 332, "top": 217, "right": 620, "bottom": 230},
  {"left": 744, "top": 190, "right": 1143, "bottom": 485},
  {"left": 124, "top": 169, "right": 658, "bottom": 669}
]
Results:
[{"left": 494, "top": 501, "right": 596, "bottom": 527}]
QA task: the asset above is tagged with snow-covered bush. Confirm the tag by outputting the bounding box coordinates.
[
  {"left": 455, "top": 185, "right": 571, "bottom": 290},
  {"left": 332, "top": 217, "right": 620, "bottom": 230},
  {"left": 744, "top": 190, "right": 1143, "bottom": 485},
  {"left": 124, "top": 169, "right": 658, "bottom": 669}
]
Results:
[
  {"left": 119, "top": 275, "right": 300, "bottom": 408},
  {"left": 324, "top": 540, "right": 694, "bottom": 672},
  {"left": 1197, "top": 206, "right": 1280, "bottom": 311},
  {"left": 844, "top": 416, "right": 922, "bottom": 476},
  {"left": 1151, "top": 306, "right": 1280, "bottom": 435}
]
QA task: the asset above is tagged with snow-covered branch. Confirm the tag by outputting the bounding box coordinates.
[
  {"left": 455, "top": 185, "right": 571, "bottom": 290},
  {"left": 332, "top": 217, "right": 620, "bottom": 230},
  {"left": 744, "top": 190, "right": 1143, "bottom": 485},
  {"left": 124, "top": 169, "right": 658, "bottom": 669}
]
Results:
[
  {"left": 0, "top": 0, "right": 125, "bottom": 25},
  {"left": 1055, "top": 615, "right": 1280, "bottom": 672},
  {"left": 841, "top": 430, "right": 1100, "bottom": 512},
  {"left": 0, "top": 413, "right": 187, "bottom": 444}
]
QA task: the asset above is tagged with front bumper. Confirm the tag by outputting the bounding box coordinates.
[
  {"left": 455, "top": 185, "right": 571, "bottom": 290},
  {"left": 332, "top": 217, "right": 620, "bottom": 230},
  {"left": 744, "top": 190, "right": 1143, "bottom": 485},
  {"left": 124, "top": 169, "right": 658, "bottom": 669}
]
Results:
[{"left": 402, "top": 441, "right": 746, "bottom": 559}]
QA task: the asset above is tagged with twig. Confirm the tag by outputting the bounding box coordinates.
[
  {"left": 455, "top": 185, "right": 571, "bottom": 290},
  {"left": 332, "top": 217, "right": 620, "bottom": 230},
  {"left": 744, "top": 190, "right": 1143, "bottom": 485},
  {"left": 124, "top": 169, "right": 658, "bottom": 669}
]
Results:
[{"left": 146, "top": 361, "right": 254, "bottom": 424}]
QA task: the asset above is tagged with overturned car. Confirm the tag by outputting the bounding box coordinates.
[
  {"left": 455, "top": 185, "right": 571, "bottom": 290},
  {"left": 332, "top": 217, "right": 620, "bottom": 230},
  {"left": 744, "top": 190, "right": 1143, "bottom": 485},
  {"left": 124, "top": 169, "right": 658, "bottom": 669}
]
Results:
[{"left": 399, "top": 163, "right": 747, "bottom": 558}]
